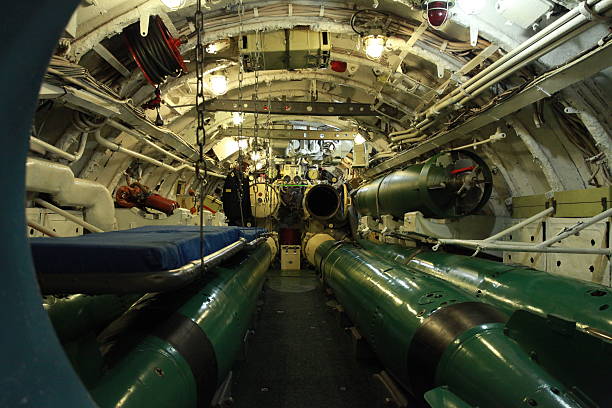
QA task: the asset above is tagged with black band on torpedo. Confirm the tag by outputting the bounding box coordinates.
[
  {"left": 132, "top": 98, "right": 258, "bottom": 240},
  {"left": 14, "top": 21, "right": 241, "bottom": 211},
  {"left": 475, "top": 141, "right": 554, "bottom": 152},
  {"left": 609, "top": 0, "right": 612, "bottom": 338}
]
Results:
[
  {"left": 406, "top": 302, "right": 507, "bottom": 396},
  {"left": 154, "top": 313, "right": 218, "bottom": 408}
]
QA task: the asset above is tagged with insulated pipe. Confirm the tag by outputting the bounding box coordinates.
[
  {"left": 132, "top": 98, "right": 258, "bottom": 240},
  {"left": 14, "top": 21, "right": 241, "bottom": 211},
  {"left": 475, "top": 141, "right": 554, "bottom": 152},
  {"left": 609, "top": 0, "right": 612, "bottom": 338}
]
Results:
[
  {"left": 306, "top": 234, "right": 584, "bottom": 407},
  {"left": 90, "top": 238, "right": 276, "bottom": 408},
  {"left": 95, "top": 130, "right": 226, "bottom": 179},
  {"left": 357, "top": 239, "right": 612, "bottom": 335},
  {"left": 25, "top": 158, "right": 117, "bottom": 231},
  {"left": 34, "top": 198, "right": 104, "bottom": 233}
]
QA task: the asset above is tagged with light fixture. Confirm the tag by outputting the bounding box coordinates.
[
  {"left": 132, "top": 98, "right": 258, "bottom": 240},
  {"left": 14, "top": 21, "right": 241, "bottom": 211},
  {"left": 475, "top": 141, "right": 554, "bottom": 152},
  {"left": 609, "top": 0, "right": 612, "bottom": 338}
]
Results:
[
  {"left": 330, "top": 60, "right": 348, "bottom": 73},
  {"left": 237, "top": 138, "right": 249, "bottom": 149},
  {"left": 232, "top": 112, "right": 244, "bottom": 125},
  {"left": 206, "top": 39, "right": 231, "bottom": 54},
  {"left": 457, "top": 0, "right": 485, "bottom": 14},
  {"left": 354, "top": 134, "right": 366, "bottom": 145},
  {"left": 364, "top": 35, "right": 386, "bottom": 60},
  {"left": 424, "top": 1, "right": 454, "bottom": 28},
  {"left": 209, "top": 74, "right": 228, "bottom": 96},
  {"left": 160, "top": 0, "right": 186, "bottom": 10}
]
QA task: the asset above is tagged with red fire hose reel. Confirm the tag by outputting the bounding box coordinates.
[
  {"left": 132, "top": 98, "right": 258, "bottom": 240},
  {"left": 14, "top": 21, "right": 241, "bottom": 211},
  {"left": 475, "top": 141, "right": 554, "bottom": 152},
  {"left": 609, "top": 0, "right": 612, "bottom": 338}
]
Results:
[{"left": 115, "top": 182, "right": 179, "bottom": 215}]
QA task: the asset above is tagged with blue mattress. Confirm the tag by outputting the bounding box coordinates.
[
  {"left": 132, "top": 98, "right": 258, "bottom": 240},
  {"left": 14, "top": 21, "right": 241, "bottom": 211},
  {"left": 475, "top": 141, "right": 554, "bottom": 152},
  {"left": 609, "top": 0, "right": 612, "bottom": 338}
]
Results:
[{"left": 30, "top": 226, "right": 267, "bottom": 275}]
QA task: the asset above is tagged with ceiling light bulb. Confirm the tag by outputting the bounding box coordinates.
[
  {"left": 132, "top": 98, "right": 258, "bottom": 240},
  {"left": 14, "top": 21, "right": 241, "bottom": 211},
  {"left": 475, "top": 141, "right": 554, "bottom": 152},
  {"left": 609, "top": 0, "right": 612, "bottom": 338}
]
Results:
[
  {"left": 160, "top": 0, "right": 186, "bottom": 10},
  {"left": 364, "top": 36, "right": 386, "bottom": 60},
  {"left": 238, "top": 138, "right": 248, "bottom": 149},
  {"left": 354, "top": 134, "right": 366, "bottom": 145},
  {"left": 210, "top": 74, "right": 228, "bottom": 96},
  {"left": 457, "top": 0, "right": 485, "bottom": 14},
  {"left": 232, "top": 112, "right": 244, "bottom": 125}
]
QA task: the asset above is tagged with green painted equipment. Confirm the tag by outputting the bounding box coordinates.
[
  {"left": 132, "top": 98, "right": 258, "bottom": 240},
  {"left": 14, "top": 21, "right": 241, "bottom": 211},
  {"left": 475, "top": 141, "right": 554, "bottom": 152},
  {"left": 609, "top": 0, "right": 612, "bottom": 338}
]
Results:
[
  {"left": 44, "top": 294, "right": 141, "bottom": 387},
  {"left": 357, "top": 239, "right": 612, "bottom": 334},
  {"left": 358, "top": 239, "right": 612, "bottom": 406},
  {"left": 89, "top": 239, "right": 275, "bottom": 408},
  {"left": 353, "top": 150, "right": 492, "bottom": 218},
  {"left": 307, "top": 235, "right": 584, "bottom": 408},
  {"left": 45, "top": 294, "right": 140, "bottom": 343}
]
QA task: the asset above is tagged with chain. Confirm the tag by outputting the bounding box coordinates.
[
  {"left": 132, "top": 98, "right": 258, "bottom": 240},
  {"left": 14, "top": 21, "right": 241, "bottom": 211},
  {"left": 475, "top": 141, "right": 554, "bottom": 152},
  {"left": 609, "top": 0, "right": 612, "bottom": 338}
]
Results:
[
  {"left": 236, "top": 0, "right": 245, "bottom": 227},
  {"left": 265, "top": 79, "right": 272, "bottom": 227},
  {"left": 253, "top": 30, "right": 261, "bottom": 147},
  {"left": 195, "top": 0, "right": 207, "bottom": 262},
  {"left": 238, "top": 0, "right": 245, "bottom": 141}
]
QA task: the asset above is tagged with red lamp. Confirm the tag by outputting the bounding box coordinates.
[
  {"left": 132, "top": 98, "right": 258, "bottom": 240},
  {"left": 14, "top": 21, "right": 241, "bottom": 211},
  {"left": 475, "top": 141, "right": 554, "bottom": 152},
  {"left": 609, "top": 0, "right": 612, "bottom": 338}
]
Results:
[
  {"left": 424, "top": 1, "right": 454, "bottom": 28},
  {"left": 330, "top": 60, "right": 348, "bottom": 73}
]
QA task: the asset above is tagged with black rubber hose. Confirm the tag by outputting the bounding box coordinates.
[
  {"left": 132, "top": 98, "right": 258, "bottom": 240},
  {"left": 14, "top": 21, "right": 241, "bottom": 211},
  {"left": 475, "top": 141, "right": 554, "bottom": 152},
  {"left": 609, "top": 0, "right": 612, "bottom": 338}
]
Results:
[{"left": 124, "top": 16, "right": 183, "bottom": 85}]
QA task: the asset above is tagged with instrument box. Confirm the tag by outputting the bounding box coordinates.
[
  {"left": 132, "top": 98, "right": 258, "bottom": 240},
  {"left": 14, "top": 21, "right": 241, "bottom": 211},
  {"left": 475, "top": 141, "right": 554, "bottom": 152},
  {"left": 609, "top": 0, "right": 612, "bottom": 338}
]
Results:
[{"left": 281, "top": 245, "right": 301, "bottom": 271}]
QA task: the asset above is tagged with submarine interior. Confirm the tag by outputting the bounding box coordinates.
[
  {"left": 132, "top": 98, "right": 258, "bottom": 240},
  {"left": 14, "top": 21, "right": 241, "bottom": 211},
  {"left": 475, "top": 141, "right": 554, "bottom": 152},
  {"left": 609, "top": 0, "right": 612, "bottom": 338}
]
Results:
[{"left": 2, "top": 0, "right": 612, "bottom": 407}]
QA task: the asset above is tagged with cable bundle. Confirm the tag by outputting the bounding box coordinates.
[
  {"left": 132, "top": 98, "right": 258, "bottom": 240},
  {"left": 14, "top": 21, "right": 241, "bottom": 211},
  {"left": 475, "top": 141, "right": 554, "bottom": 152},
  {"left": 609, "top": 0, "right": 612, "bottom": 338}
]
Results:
[{"left": 124, "top": 15, "right": 187, "bottom": 85}]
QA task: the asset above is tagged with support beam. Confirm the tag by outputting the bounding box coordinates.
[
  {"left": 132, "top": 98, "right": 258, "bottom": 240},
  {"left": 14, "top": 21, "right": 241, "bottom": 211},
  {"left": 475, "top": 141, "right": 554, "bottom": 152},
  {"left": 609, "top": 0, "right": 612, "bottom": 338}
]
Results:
[
  {"left": 206, "top": 99, "right": 393, "bottom": 116},
  {"left": 366, "top": 39, "right": 612, "bottom": 178},
  {"left": 219, "top": 127, "right": 359, "bottom": 140},
  {"left": 204, "top": 99, "right": 380, "bottom": 116},
  {"left": 92, "top": 44, "right": 131, "bottom": 78}
]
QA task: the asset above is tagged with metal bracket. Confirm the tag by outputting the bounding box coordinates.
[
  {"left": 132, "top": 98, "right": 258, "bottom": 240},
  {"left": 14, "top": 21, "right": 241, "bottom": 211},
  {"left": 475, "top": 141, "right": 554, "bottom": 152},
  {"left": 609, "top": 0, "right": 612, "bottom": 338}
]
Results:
[
  {"left": 578, "top": 1, "right": 609, "bottom": 21},
  {"left": 137, "top": 6, "right": 150, "bottom": 37},
  {"left": 92, "top": 44, "right": 131, "bottom": 78}
]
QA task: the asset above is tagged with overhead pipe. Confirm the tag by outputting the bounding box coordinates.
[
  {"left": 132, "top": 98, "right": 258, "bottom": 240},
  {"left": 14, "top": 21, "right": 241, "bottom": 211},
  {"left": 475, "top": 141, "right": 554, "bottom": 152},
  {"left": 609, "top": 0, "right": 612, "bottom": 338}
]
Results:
[
  {"left": 95, "top": 130, "right": 226, "bottom": 179},
  {"left": 398, "top": 0, "right": 612, "bottom": 142},
  {"left": 305, "top": 234, "right": 584, "bottom": 407},
  {"left": 26, "top": 157, "right": 116, "bottom": 231},
  {"left": 451, "top": 0, "right": 612, "bottom": 109}
]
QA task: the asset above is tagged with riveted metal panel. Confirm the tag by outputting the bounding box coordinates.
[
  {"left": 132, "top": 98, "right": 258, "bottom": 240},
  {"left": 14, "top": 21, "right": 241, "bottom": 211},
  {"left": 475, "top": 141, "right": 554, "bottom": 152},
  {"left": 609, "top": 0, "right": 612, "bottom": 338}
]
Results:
[{"left": 545, "top": 217, "right": 610, "bottom": 286}]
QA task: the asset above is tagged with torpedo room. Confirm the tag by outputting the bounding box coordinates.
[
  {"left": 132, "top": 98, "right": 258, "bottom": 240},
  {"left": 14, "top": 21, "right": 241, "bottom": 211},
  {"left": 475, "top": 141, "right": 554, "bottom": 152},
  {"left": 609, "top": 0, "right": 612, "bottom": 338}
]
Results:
[{"left": 1, "top": 0, "right": 611, "bottom": 407}]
